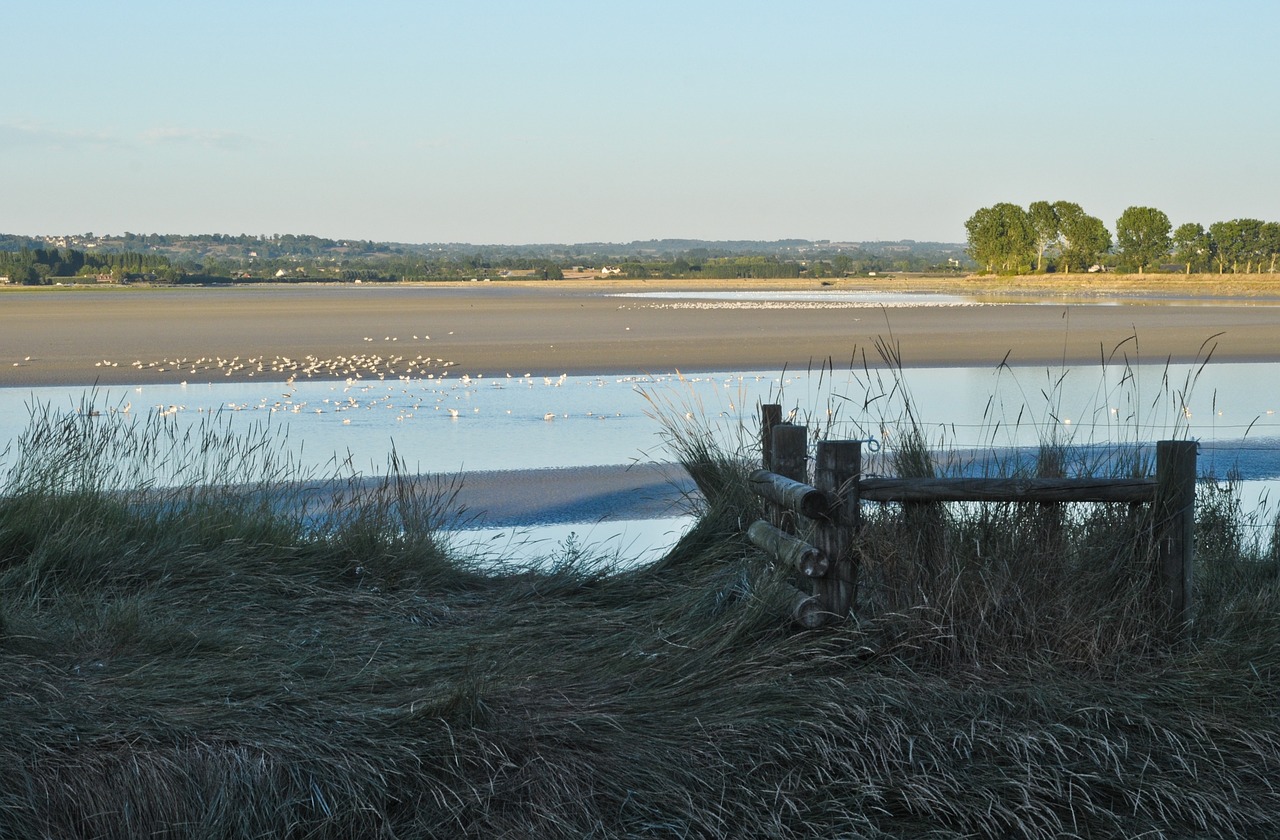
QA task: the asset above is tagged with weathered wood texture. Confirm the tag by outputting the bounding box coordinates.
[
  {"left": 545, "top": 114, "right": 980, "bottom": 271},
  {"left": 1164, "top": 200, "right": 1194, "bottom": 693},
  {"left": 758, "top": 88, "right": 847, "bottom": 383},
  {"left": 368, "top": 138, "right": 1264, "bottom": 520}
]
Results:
[
  {"left": 789, "top": 586, "right": 826, "bottom": 630},
  {"left": 858, "top": 477, "right": 1157, "bottom": 504},
  {"left": 770, "top": 424, "right": 808, "bottom": 483},
  {"left": 748, "top": 469, "right": 829, "bottom": 519},
  {"left": 769, "top": 423, "right": 808, "bottom": 534},
  {"left": 747, "top": 520, "right": 829, "bottom": 578},
  {"left": 812, "top": 440, "right": 861, "bottom": 621},
  {"left": 1155, "top": 440, "right": 1197, "bottom": 629},
  {"left": 760, "top": 403, "right": 783, "bottom": 472},
  {"left": 751, "top": 405, "right": 1197, "bottom": 633}
]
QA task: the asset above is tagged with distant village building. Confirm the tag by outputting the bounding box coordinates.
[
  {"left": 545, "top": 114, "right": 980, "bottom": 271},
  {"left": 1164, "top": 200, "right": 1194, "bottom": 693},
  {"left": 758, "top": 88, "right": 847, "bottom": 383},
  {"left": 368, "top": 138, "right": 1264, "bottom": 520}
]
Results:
[{"left": 601, "top": 265, "right": 623, "bottom": 276}]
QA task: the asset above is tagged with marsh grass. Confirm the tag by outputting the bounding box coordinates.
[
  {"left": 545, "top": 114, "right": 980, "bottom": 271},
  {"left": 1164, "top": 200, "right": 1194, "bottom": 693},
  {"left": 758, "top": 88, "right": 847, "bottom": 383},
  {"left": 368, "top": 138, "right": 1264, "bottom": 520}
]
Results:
[{"left": 4, "top": 365, "right": 1280, "bottom": 838}]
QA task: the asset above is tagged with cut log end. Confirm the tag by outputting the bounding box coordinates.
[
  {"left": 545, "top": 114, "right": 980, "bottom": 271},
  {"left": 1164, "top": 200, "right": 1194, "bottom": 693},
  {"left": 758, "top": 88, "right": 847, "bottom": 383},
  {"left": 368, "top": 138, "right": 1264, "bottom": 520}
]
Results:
[
  {"left": 748, "top": 519, "right": 829, "bottom": 578},
  {"left": 789, "top": 588, "right": 831, "bottom": 629}
]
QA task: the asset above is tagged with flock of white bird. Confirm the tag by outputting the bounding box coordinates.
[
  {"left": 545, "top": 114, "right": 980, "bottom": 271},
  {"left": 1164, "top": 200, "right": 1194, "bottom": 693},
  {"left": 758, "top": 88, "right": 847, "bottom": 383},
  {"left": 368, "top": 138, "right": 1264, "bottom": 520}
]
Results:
[
  {"left": 124, "top": 372, "right": 759, "bottom": 429},
  {"left": 10, "top": 335, "right": 784, "bottom": 428},
  {"left": 81, "top": 348, "right": 725, "bottom": 426},
  {"left": 100, "top": 345, "right": 458, "bottom": 383}
]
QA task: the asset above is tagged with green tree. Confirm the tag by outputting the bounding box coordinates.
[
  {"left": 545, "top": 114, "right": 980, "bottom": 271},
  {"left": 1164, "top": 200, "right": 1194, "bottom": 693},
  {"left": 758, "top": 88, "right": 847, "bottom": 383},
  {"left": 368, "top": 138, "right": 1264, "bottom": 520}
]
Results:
[
  {"left": 8, "top": 263, "right": 39, "bottom": 285},
  {"left": 60, "top": 248, "right": 85, "bottom": 275},
  {"left": 1208, "top": 221, "right": 1231, "bottom": 273},
  {"left": 1054, "top": 202, "right": 1112, "bottom": 273},
  {"left": 620, "top": 261, "right": 648, "bottom": 279},
  {"left": 1172, "top": 222, "right": 1213, "bottom": 274},
  {"left": 1115, "top": 206, "right": 1171, "bottom": 274},
  {"left": 1208, "top": 220, "right": 1247, "bottom": 273},
  {"left": 1211, "top": 218, "right": 1278, "bottom": 274},
  {"left": 964, "top": 203, "right": 1034, "bottom": 274},
  {"left": 1027, "top": 201, "right": 1060, "bottom": 272},
  {"left": 1261, "top": 222, "right": 1280, "bottom": 273},
  {"left": 1234, "top": 218, "right": 1266, "bottom": 273}
]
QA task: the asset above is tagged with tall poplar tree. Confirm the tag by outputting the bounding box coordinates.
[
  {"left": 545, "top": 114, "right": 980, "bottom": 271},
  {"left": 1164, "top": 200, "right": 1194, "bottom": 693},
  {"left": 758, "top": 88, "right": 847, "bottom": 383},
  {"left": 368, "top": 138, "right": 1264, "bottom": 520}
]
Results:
[
  {"left": 1115, "top": 206, "right": 1171, "bottom": 274},
  {"left": 1027, "top": 201, "right": 1060, "bottom": 272},
  {"left": 1172, "top": 223, "right": 1212, "bottom": 274},
  {"left": 1054, "top": 202, "right": 1112, "bottom": 273},
  {"left": 964, "top": 203, "right": 1034, "bottom": 274}
]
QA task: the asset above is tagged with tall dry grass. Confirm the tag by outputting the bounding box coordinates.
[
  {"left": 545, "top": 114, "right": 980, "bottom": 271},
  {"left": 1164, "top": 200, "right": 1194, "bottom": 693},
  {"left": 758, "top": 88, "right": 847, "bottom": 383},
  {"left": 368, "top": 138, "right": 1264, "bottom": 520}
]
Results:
[{"left": 2, "top": 368, "right": 1280, "bottom": 838}]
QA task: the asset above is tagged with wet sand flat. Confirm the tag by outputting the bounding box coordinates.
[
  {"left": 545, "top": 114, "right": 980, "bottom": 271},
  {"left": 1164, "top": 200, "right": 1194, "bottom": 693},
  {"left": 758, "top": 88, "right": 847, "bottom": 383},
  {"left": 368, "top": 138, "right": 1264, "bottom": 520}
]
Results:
[
  {"left": 281, "top": 464, "right": 696, "bottom": 527},
  {"left": 3, "top": 280, "right": 1280, "bottom": 387},
  {"left": 449, "top": 463, "right": 695, "bottom": 526},
  {"left": 5, "top": 279, "right": 1280, "bottom": 527}
]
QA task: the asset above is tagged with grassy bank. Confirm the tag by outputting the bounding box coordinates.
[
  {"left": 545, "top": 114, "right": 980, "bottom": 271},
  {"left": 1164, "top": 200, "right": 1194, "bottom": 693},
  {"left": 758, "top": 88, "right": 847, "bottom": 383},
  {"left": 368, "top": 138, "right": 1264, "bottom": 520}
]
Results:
[
  {"left": 7, "top": 270, "right": 1280, "bottom": 299},
  {"left": 484, "top": 270, "right": 1280, "bottom": 299},
  {"left": 834, "top": 271, "right": 1280, "bottom": 299},
  {"left": 3, "top": 386, "right": 1280, "bottom": 838}
]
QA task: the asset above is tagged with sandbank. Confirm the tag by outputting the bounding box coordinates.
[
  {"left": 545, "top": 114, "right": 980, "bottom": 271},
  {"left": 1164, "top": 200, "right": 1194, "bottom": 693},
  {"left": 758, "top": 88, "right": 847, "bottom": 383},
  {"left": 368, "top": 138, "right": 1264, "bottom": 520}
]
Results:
[{"left": 4, "top": 276, "right": 1280, "bottom": 388}]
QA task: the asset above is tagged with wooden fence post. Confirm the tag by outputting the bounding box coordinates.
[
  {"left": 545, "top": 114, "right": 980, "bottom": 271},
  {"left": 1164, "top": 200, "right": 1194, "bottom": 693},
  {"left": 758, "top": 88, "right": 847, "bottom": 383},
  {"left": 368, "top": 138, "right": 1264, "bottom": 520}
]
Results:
[
  {"left": 743, "top": 430, "right": 1195, "bottom": 636},
  {"left": 770, "top": 423, "right": 808, "bottom": 534},
  {"left": 761, "top": 403, "right": 782, "bottom": 471},
  {"left": 814, "top": 440, "right": 861, "bottom": 621},
  {"left": 770, "top": 424, "right": 807, "bottom": 483},
  {"left": 1155, "top": 440, "right": 1196, "bottom": 630}
]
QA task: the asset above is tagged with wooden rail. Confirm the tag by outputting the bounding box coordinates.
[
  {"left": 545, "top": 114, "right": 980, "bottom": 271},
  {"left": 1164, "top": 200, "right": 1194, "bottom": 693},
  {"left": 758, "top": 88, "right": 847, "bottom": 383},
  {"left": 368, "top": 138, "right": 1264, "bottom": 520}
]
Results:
[
  {"left": 746, "top": 520, "right": 828, "bottom": 578},
  {"left": 749, "top": 469, "right": 829, "bottom": 518},
  {"left": 857, "top": 477, "right": 1156, "bottom": 504},
  {"left": 746, "top": 404, "right": 1196, "bottom": 632}
]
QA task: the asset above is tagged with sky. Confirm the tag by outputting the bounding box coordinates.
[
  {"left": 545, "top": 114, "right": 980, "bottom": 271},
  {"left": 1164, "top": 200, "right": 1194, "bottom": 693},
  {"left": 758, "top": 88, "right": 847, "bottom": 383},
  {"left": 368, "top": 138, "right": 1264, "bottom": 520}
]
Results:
[{"left": 4, "top": 0, "right": 1279, "bottom": 245}]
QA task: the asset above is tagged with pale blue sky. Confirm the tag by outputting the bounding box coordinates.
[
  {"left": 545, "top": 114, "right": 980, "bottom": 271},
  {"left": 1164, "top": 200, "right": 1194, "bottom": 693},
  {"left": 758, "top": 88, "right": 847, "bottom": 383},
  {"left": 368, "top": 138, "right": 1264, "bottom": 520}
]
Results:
[{"left": 4, "top": 0, "right": 1277, "bottom": 244}]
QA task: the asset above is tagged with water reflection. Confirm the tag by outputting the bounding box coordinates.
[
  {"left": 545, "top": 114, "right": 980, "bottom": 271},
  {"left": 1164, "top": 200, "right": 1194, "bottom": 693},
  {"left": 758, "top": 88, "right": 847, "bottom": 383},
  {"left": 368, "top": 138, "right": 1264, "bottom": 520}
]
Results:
[
  {"left": 612, "top": 290, "right": 974, "bottom": 306},
  {"left": 612, "top": 289, "right": 1280, "bottom": 308},
  {"left": 451, "top": 516, "right": 693, "bottom": 570},
  {"left": 5, "top": 363, "right": 1277, "bottom": 476}
]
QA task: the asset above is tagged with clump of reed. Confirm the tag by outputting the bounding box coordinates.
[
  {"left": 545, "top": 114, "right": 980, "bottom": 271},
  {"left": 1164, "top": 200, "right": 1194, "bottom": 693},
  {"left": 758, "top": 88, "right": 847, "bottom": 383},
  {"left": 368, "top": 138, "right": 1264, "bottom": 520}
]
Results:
[
  {"left": 712, "top": 335, "right": 1270, "bottom": 668},
  {"left": 3, "top": 364, "right": 1280, "bottom": 839}
]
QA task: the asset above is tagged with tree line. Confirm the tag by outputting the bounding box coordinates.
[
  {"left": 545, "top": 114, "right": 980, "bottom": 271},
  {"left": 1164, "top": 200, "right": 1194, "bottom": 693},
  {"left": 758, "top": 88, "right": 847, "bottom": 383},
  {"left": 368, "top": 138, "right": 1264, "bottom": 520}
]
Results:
[
  {"left": 0, "top": 247, "right": 176, "bottom": 285},
  {"left": 966, "top": 202, "right": 1280, "bottom": 275},
  {"left": 1, "top": 239, "right": 969, "bottom": 284}
]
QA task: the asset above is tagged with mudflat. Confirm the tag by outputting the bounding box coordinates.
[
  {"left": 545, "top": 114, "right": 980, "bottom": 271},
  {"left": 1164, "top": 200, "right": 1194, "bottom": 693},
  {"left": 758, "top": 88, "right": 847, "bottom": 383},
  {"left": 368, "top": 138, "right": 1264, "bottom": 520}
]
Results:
[
  {"left": 4, "top": 277, "right": 1280, "bottom": 388},
  {"left": 5, "top": 277, "right": 1280, "bottom": 527}
]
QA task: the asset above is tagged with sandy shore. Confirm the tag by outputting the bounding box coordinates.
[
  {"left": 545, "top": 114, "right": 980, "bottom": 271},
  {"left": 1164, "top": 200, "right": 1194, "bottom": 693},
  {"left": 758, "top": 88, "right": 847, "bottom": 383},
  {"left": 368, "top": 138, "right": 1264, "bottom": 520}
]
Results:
[{"left": 4, "top": 277, "right": 1280, "bottom": 388}]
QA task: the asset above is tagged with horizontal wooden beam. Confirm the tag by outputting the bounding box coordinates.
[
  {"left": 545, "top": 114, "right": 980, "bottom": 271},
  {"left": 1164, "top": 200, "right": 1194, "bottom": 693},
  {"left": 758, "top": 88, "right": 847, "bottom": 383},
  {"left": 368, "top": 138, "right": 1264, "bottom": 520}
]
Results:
[
  {"left": 748, "top": 469, "right": 830, "bottom": 519},
  {"left": 787, "top": 585, "right": 828, "bottom": 630},
  {"left": 858, "top": 477, "right": 1157, "bottom": 504},
  {"left": 747, "top": 519, "right": 829, "bottom": 578}
]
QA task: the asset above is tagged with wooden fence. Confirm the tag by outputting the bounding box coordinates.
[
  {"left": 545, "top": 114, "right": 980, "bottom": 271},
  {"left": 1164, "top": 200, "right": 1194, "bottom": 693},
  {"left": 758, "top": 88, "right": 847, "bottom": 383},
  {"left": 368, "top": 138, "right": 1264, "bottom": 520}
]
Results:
[{"left": 746, "top": 403, "right": 1196, "bottom": 631}]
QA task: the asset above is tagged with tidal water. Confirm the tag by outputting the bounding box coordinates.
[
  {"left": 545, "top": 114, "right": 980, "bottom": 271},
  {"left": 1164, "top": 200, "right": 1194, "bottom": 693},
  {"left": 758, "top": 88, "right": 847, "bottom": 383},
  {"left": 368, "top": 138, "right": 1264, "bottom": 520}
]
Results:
[{"left": 2, "top": 359, "right": 1279, "bottom": 564}]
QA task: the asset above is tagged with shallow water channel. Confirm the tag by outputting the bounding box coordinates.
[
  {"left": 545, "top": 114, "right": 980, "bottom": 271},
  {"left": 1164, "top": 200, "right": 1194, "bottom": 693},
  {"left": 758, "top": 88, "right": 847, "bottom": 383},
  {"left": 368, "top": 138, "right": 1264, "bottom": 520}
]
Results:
[{"left": 3, "top": 357, "right": 1279, "bottom": 565}]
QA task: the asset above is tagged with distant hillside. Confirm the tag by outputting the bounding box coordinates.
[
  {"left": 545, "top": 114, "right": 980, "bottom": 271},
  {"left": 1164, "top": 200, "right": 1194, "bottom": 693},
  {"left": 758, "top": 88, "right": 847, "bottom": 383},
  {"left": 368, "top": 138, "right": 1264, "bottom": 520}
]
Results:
[
  {"left": 1, "top": 232, "right": 971, "bottom": 284},
  {"left": 3, "top": 232, "right": 962, "bottom": 259}
]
